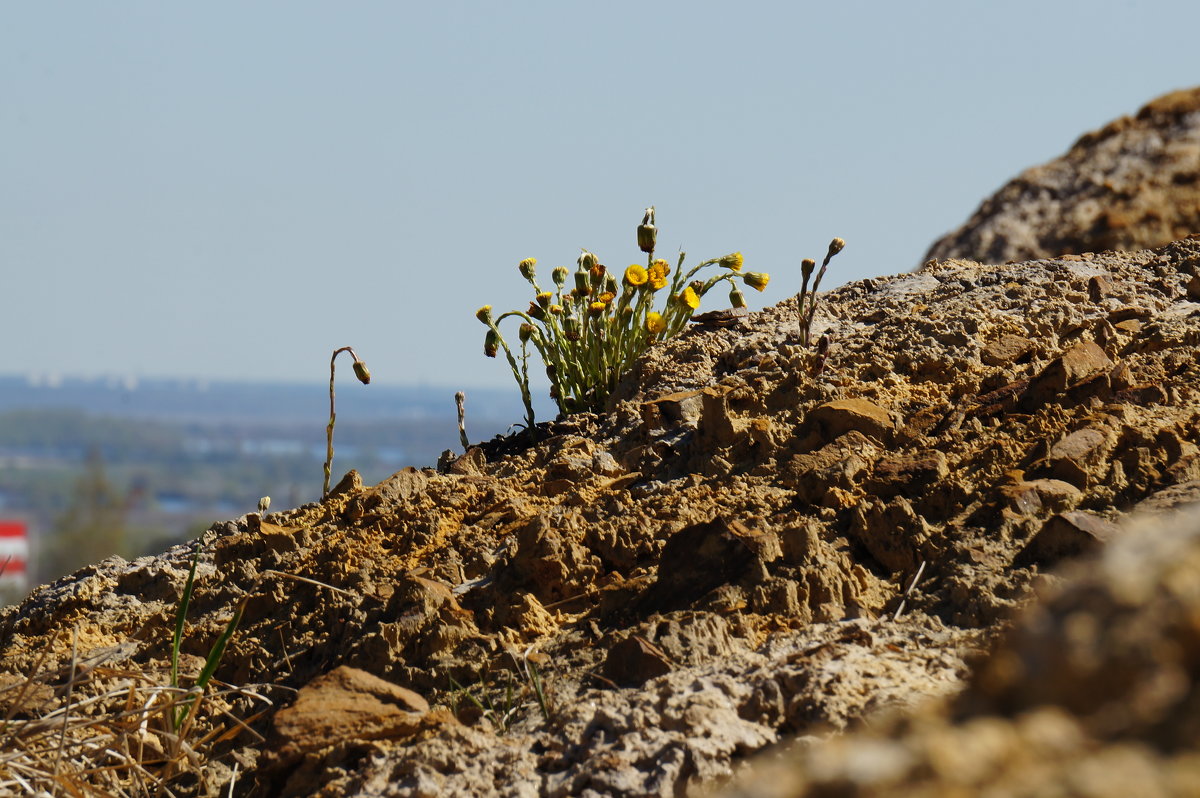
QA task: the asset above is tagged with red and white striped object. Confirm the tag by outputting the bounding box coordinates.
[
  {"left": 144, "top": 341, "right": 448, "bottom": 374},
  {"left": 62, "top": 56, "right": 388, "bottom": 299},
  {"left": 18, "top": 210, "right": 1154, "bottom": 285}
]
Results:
[{"left": 0, "top": 521, "right": 28, "bottom": 588}]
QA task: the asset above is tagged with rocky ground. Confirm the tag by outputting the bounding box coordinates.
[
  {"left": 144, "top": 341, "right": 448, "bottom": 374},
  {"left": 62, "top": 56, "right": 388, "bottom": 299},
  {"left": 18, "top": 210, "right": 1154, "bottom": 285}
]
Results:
[
  {"left": 3, "top": 227, "right": 1200, "bottom": 795},
  {"left": 924, "top": 86, "right": 1200, "bottom": 265}
]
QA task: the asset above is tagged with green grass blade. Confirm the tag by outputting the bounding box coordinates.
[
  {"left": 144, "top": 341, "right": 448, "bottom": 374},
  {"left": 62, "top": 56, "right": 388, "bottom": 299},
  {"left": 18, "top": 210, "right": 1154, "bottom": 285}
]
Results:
[{"left": 172, "top": 548, "right": 200, "bottom": 692}]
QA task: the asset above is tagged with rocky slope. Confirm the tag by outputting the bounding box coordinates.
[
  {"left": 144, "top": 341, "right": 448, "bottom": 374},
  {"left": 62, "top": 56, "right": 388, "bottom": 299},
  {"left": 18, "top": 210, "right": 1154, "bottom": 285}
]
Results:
[
  {"left": 4, "top": 237, "right": 1200, "bottom": 796},
  {"left": 924, "top": 86, "right": 1200, "bottom": 265}
]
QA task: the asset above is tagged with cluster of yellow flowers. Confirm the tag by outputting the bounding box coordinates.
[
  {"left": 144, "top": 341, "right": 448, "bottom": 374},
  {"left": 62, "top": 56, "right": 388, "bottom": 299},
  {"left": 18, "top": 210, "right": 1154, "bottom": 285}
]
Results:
[{"left": 477, "top": 208, "right": 768, "bottom": 423}]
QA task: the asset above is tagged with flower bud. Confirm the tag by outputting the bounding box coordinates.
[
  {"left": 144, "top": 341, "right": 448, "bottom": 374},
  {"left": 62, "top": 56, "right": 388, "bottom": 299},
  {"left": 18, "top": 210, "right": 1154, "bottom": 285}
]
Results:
[
  {"left": 603, "top": 273, "right": 618, "bottom": 295},
  {"left": 729, "top": 285, "right": 747, "bottom": 308},
  {"left": 536, "top": 291, "right": 553, "bottom": 308},
  {"left": 828, "top": 238, "right": 846, "bottom": 256},
  {"left": 743, "top": 272, "right": 770, "bottom": 291},
  {"left": 720, "top": 252, "right": 744, "bottom": 272},
  {"left": 352, "top": 359, "right": 371, "bottom": 384},
  {"left": 589, "top": 263, "right": 606, "bottom": 290},
  {"left": 519, "top": 322, "right": 534, "bottom": 343},
  {"left": 518, "top": 257, "right": 537, "bottom": 282},
  {"left": 552, "top": 266, "right": 569, "bottom": 288},
  {"left": 689, "top": 279, "right": 705, "bottom": 295},
  {"left": 578, "top": 249, "right": 597, "bottom": 271},
  {"left": 527, "top": 302, "right": 546, "bottom": 321},
  {"left": 637, "top": 206, "right": 657, "bottom": 254},
  {"left": 563, "top": 317, "right": 581, "bottom": 341},
  {"left": 801, "top": 259, "right": 816, "bottom": 280},
  {"left": 484, "top": 329, "right": 500, "bottom": 357},
  {"left": 476, "top": 305, "right": 494, "bottom": 324},
  {"left": 574, "top": 270, "right": 590, "bottom": 294}
]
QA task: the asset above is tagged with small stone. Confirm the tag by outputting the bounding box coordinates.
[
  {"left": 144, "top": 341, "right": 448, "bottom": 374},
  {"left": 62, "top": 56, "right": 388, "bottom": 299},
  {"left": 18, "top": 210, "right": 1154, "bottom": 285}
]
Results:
[
  {"left": 637, "top": 518, "right": 777, "bottom": 614},
  {"left": 1187, "top": 273, "right": 1200, "bottom": 301},
  {"left": 272, "top": 666, "right": 429, "bottom": 755},
  {"left": 603, "top": 634, "right": 673, "bottom": 686},
  {"left": 982, "top": 334, "right": 1035, "bottom": 367},
  {"left": 1089, "top": 275, "right": 1114, "bottom": 302},
  {"left": 1015, "top": 512, "right": 1119, "bottom": 567},
  {"left": 365, "top": 467, "right": 429, "bottom": 509},
  {"left": 1024, "top": 341, "right": 1113, "bottom": 406},
  {"left": 809, "top": 399, "right": 894, "bottom": 444}
]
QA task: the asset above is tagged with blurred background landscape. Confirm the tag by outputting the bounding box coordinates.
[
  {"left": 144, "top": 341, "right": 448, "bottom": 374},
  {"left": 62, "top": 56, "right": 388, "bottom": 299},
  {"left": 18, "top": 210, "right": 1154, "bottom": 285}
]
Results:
[{"left": 0, "top": 373, "right": 548, "bottom": 604}]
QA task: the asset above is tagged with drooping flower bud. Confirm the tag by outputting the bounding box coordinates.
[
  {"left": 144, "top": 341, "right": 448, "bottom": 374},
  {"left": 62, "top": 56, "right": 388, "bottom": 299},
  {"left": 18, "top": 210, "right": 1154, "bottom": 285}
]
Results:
[
  {"left": 352, "top": 359, "right": 371, "bottom": 384},
  {"left": 637, "top": 206, "right": 657, "bottom": 254},
  {"left": 536, "top": 291, "right": 553, "bottom": 308},
  {"left": 484, "top": 329, "right": 500, "bottom": 357},
  {"left": 743, "top": 272, "right": 770, "bottom": 291},
  {"left": 476, "top": 305, "right": 494, "bottom": 324},
  {"left": 519, "top": 322, "right": 534, "bottom": 343},
  {"left": 527, "top": 302, "right": 546, "bottom": 321},
  {"left": 729, "top": 285, "right": 747, "bottom": 308},
  {"left": 720, "top": 252, "right": 744, "bottom": 272}
]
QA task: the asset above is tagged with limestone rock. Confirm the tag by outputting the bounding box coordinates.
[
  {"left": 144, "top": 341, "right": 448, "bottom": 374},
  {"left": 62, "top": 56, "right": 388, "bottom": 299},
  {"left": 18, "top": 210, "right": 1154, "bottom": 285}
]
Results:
[{"left": 925, "top": 87, "right": 1200, "bottom": 265}]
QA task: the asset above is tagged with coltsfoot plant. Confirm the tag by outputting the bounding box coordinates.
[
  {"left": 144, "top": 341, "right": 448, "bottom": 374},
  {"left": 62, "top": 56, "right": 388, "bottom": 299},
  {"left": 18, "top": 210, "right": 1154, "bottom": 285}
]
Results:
[{"left": 477, "top": 207, "right": 767, "bottom": 422}]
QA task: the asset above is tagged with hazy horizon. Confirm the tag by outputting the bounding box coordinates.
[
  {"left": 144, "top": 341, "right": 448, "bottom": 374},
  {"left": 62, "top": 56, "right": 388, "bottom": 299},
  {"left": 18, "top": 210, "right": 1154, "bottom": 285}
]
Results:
[{"left": 4, "top": 1, "right": 1198, "bottom": 390}]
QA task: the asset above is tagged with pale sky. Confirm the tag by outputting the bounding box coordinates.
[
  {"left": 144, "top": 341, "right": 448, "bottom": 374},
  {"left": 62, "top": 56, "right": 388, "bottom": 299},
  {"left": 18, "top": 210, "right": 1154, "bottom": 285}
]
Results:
[{"left": 3, "top": 1, "right": 1196, "bottom": 391}]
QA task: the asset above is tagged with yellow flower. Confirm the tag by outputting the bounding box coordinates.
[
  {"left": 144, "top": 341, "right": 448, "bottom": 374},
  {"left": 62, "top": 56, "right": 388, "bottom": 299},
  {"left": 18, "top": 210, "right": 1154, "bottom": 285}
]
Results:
[
  {"left": 549, "top": 304, "right": 564, "bottom": 315},
  {"left": 743, "top": 272, "right": 770, "bottom": 292},
  {"left": 625, "top": 264, "right": 648, "bottom": 286},
  {"left": 648, "top": 259, "right": 670, "bottom": 290},
  {"left": 646, "top": 312, "right": 666, "bottom": 334},
  {"left": 681, "top": 286, "right": 700, "bottom": 309},
  {"left": 589, "top": 301, "right": 607, "bottom": 316},
  {"left": 476, "top": 305, "right": 493, "bottom": 324},
  {"left": 721, "top": 252, "right": 744, "bottom": 272},
  {"left": 598, "top": 291, "right": 615, "bottom": 305},
  {"left": 536, "top": 291, "right": 553, "bottom": 308}
]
